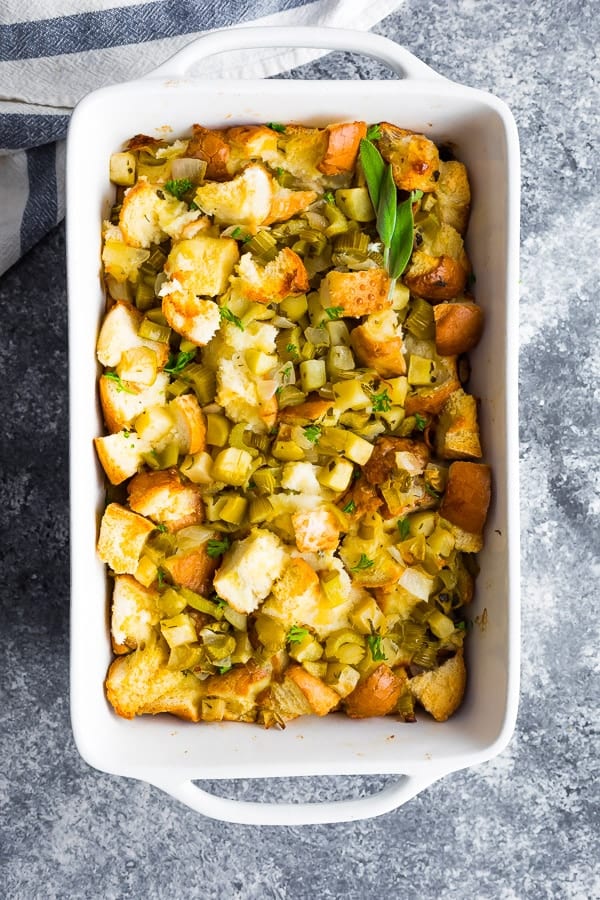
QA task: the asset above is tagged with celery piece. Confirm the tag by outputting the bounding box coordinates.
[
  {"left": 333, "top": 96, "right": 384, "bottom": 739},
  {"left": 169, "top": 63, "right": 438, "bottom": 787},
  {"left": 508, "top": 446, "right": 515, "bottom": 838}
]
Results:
[
  {"left": 289, "top": 634, "right": 324, "bottom": 663},
  {"left": 255, "top": 614, "right": 286, "bottom": 651},
  {"left": 252, "top": 467, "right": 281, "bottom": 495},
  {"left": 272, "top": 440, "right": 305, "bottom": 461},
  {"left": 276, "top": 385, "right": 306, "bottom": 408},
  {"left": 279, "top": 294, "right": 308, "bottom": 322},
  {"left": 180, "top": 451, "right": 213, "bottom": 485},
  {"left": 300, "top": 359, "right": 327, "bottom": 393},
  {"left": 220, "top": 495, "right": 248, "bottom": 525},
  {"left": 405, "top": 297, "right": 435, "bottom": 340},
  {"left": 135, "top": 279, "right": 156, "bottom": 310},
  {"left": 350, "top": 597, "right": 386, "bottom": 635},
  {"left": 109, "top": 151, "right": 137, "bottom": 186},
  {"left": 320, "top": 571, "right": 348, "bottom": 608},
  {"left": 205, "top": 413, "right": 231, "bottom": 447},
  {"left": 428, "top": 610, "right": 456, "bottom": 640},
  {"left": 248, "top": 497, "right": 274, "bottom": 524},
  {"left": 181, "top": 364, "right": 216, "bottom": 404},
  {"left": 138, "top": 317, "right": 171, "bottom": 343},
  {"left": 318, "top": 458, "right": 354, "bottom": 493},
  {"left": 335, "top": 188, "right": 375, "bottom": 222},
  {"left": 161, "top": 613, "right": 197, "bottom": 649},
  {"left": 244, "top": 229, "right": 278, "bottom": 261},
  {"left": 327, "top": 345, "right": 355, "bottom": 379},
  {"left": 211, "top": 447, "right": 254, "bottom": 486},
  {"left": 407, "top": 355, "right": 435, "bottom": 386},
  {"left": 324, "top": 629, "right": 366, "bottom": 666},
  {"left": 157, "top": 441, "right": 179, "bottom": 468}
]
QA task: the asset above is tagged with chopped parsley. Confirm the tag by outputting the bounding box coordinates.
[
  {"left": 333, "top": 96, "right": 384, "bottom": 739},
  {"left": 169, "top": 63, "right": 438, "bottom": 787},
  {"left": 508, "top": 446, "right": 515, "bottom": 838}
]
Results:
[
  {"left": 324, "top": 306, "right": 344, "bottom": 320},
  {"left": 206, "top": 537, "right": 231, "bottom": 558},
  {"left": 286, "top": 343, "right": 298, "bottom": 355},
  {"left": 267, "top": 122, "right": 286, "bottom": 133},
  {"left": 367, "top": 633, "right": 387, "bottom": 661},
  {"left": 286, "top": 625, "right": 309, "bottom": 645},
  {"left": 104, "top": 371, "right": 135, "bottom": 394},
  {"left": 323, "top": 191, "right": 335, "bottom": 204},
  {"left": 219, "top": 306, "right": 244, "bottom": 330},
  {"left": 231, "top": 226, "right": 243, "bottom": 239},
  {"left": 424, "top": 483, "right": 442, "bottom": 500},
  {"left": 371, "top": 389, "right": 392, "bottom": 413},
  {"left": 414, "top": 413, "right": 427, "bottom": 431},
  {"left": 164, "top": 349, "right": 196, "bottom": 374},
  {"left": 155, "top": 523, "right": 168, "bottom": 533},
  {"left": 217, "top": 664, "right": 232, "bottom": 675},
  {"left": 352, "top": 553, "right": 375, "bottom": 571},
  {"left": 302, "top": 424, "right": 321, "bottom": 444},
  {"left": 366, "top": 123, "right": 382, "bottom": 141},
  {"left": 342, "top": 499, "right": 356, "bottom": 514},
  {"left": 157, "top": 568, "right": 166, "bottom": 588},
  {"left": 164, "top": 178, "right": 193, "bottom": 200},
  {"left": 397, "top": 518, "right": 411, "bottom": 540}
]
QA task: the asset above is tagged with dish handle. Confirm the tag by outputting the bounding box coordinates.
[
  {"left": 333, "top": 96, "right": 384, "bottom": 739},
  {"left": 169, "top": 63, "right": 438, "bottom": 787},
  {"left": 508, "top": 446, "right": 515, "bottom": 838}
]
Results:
[
  {"left": 145, "top": 26, "right": 445, "bottom": 82},
  {"left": 148, "top": 771, "right": 444, "bottom": 825}
]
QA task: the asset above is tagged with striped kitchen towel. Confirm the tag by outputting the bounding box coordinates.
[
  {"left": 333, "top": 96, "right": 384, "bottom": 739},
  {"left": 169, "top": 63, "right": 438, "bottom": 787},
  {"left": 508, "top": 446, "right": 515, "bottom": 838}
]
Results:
[{"left": 0, "top": 0, "right": 400, "bottom": 277}]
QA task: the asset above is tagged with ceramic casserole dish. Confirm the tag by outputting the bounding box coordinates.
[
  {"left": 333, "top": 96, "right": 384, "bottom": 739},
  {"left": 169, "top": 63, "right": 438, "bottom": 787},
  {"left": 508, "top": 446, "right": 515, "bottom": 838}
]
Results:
[{"left": 67, "top": 26, "right": 520, "bottom": 825}]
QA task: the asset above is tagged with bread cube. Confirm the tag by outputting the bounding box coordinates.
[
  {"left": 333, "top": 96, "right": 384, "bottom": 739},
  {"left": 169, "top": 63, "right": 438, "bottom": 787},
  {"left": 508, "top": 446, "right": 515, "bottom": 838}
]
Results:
[
  {"left": 94, "top": 430, "right": 151, "bottom": 485},
  {"left": 409, "top": 651, "right": 466, "bottom": 721},
  {"left": 97, "top": 502, "right": 155, "bottom": 574},
  {"left": 110, "top": 574, "right": 159, "bottom": 654},
  {"left": 99, "top": 371, "right": 169, "bottom": 433},
  {"left": 193, "top": 163, "right": 273, "bottom": 228},
  {"left": 351, "top": 308, "right": 406, "bottom": 377},
  {"left": 213, "top": 529, "right": 287, "bottom": 614},
  {"left": 320, "top": 269, "right": 391, "bottom": 317},
  {"left": 127, "top": 468, "right": 204, "bottom": 532},
  {"left": 435, "top": 389, "right": 482, "bottom": 460},
  {"left": 165, "top": 236, "right": 239, "bottom": 297}
]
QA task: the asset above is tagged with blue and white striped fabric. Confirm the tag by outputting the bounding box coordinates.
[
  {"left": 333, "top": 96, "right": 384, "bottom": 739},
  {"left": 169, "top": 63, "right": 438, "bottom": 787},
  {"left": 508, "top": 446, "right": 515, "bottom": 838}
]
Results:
[{"left": 0, "top": 0, "right": 399, "bottom": 277}]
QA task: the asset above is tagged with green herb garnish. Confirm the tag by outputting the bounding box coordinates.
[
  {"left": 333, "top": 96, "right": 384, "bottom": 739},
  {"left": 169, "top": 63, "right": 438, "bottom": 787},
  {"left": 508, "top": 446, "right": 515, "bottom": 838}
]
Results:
[
  {"left": 388, "top": 189, "right": 423, "bottom": 288},
  {"left": 157, "top": 568, "right": 166, "bottom": 588},
  {"left": 397, "top": 518, "right": 410, "bottom": 540},
  {"left": 302, "top": 424, "right": 321, "bottom": 444},
  {"left": 352, "top": 553, "right": 375, "bottom": 571},
  {"left": 323, "top": 191, "right": 335, "bottom": 204},
  {"left": 155, "top": 523, "right": 168, "bottom": 534},
  {"left": 207, "top": 537, "right": 231, "bottom": 558},
  {"left": 414, "top": 413, "right": 427, "bottom": 431},
  {"left": 164, "top": 349, "right": 196, "bottom": 374},
  {"left": 371, "top": 389, "right": 392, "bottom": 413},
  {"left": 377, "top": 163, "right": 398, "bottom": 270},
  {"left": 367, "top": 633, "right": 387, "bottom": 661},
  {"left": 219, "top": 306, "right": 244, "bottom": 330},
  {"left": 217, "top": 664, "right": 232, "bottom": 675},
  {"left": 324, "top": 306, "right": 344, "bottom": 320},
  {"left": 424, "top": 483, "right": 442, "bottom": 500},
  {"left": 267, "top": 122, "right": 286, "bottom": 133},
  {"left": 104, "top": 371, "right": 135, "bottom": 394},
  {"left": 366, "top": 123, "right": 382, "bottom": 141},
  {"left": 286, "top": 343, "right": 298, "bottom": 355},
  {"left": 342, "top": 499, "right": 356, "bottom": 514},
  {"left": 164, "top": 178, "right": 193, "bottom": 200},
  {"left": 287, "top": 625, "right": 309, "bottom": 644}
]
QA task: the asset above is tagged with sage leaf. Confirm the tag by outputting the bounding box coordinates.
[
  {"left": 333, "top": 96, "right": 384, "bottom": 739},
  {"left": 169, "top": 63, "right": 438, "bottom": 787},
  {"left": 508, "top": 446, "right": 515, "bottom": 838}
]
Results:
[
  {"left": 359, "top": 138, "right": 385, "bottom": 212},
  {"left": 377, "top": 164, "right": 398, "bottom": 256},
  {"left": 389, "top": 192, "right": 416, "bottom": 279}
]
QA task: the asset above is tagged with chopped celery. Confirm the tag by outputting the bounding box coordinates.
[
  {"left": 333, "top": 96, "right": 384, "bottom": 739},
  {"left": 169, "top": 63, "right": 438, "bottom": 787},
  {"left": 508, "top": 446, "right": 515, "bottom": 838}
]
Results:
[
  {"left": 206, "top": 413, "right": 231, "bottom": 447},
  {"left": 211, "top": 447, "right": 254, "bottom": 486},
  {"left": 299, "top": 359, "right": 327, "bottom": 392}
]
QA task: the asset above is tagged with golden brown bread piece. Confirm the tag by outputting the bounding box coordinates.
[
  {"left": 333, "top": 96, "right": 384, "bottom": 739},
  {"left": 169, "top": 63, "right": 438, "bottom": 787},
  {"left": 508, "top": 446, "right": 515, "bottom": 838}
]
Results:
[
  {"left": 187, "top": 124, "right": 231, "bottom": 180},
  {"left": 320, "top": 268, "right": 391, "bottom": 317},
  {"left": 94, "top": 431, "right": 150, "bottom": 486},
  {"left": 99, "top": 371, "right": 170, "bottom": 434},
  {"left": 318, "top": 121, "right": 367, "bottom": 175},
  {"left": 435, "top": 389, "right": 482, "bottom": 460},
  {"left": 127, "top": 467, "right": 204, "bottom": 532},
  {"left": 439, "top": 461, "right": 491, "bottom": 548},
  {"left": 105, "top": 637, "right": 203, "bottom": 721},
  {"left": 350, "top": 309, "right": 406, "bottom": 377},
  {"left": 376, "top": 123, "right": 440, "bottom": 193},
  {"left": 110, "top": 574, "right": 160, "bottom": 654},
  {"left": 434, "top": 301, "right": 484, "bottom": 356},
  {"left": 236, "top": 247, "right": 309, "bottom": 304},
  {"left": 404, "top": 251, "right": 469, "bottom": 302},
  {"left": 97, "top": 502, "right": 155, "bottom": 575},
  {"left": 161, "top": 544, "right": 218, "bottom": 595},
  {"left": 278, "top": 396, "right": 333, "bottom": 425},
  {"left": 409, "top": 651, "right": 466, "bottom": 721},
  {"left": 344, "top": 664, "right": 407, "bottom": 718},
  {"left": 263, "top": 188, "right": 318, "bottom": 226},
  {"left": 435, "top": 160, "right": 471, "bottom": 235},
  {"left": 363, "top": 436, "right": 430, "bottom": 486},
  {"left": 201, "top": 662, "right": 272, "bottom": 722},
  {"left": 169, "top": 394, "right": 206, "bottom": 455},
  {"left": 286, "top": 665, "right": 341, "bottom": 716}
]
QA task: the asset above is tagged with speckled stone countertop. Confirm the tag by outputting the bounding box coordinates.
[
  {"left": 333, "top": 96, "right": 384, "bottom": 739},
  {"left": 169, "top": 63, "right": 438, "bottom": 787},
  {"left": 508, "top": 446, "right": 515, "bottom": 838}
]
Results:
[{"left": 1, "top": 2, "right": 598, "bottom": 898}]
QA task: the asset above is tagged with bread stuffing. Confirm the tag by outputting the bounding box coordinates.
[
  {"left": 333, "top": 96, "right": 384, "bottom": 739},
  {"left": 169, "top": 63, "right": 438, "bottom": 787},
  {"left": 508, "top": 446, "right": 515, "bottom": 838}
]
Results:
[{"left": 96, "top": 119, "right": 491, "bottom": 727}]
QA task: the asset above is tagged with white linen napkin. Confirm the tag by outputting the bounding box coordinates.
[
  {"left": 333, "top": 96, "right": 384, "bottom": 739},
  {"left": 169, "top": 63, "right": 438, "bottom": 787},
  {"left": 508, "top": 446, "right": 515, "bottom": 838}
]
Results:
[{"left": 0, "top": 0, "right": 400, "bottom": 275}]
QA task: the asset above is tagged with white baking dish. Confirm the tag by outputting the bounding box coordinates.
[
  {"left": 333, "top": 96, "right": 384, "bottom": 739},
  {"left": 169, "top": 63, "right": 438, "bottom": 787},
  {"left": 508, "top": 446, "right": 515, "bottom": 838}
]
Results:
[{"left": 67, "top": 26, "right": 520, "bottom": 825}]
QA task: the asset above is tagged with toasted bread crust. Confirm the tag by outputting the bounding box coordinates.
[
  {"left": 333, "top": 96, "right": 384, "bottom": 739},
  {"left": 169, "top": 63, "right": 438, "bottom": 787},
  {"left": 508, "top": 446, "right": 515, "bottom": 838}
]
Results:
[
  {"left": 434, "top": 301, "right": 484, "bottom": 355},
  {"left": 439, "top": 461, "right": 491, "bottom": 536},
  {"left": 345, "top": 664, "right": 406, "bottom": 718},
  {"left": 409, "top": 651, "right": 466, "bottom": 721}
]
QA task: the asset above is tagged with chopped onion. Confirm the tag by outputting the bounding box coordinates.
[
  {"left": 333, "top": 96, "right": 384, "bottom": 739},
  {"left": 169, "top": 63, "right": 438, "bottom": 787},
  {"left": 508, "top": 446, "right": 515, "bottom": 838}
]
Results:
[
  {"left": 304, "top": 210, "right": 329, "bottom": 230},
  {"left": 271, "top": 315, "right": 295, "bottom": 329},
  {"left": 256, "top": 379, "right": 278, "bottom": 402},
  {"left": 171, "top": 157, "right": 206, "bottom": 184}
]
